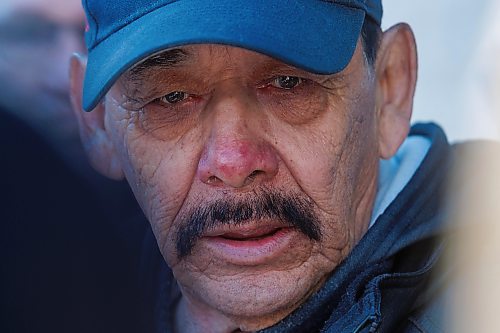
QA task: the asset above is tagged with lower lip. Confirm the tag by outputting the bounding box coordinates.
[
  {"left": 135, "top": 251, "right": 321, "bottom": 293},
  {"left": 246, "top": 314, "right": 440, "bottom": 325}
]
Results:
[{"left": 202, "top": 227, "right": 297, "bottom": 266}]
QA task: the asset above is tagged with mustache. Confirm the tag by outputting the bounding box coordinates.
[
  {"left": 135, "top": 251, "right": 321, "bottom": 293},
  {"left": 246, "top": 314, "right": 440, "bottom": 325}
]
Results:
[{"left": 176, "top": 190, "right": 322, "bottom": 258}]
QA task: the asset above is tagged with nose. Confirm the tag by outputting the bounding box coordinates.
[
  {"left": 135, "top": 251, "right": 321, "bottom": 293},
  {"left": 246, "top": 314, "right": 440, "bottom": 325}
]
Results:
[
  {"left": 197, "top": 89, "right": 279, "bottom": 189},
  {"left": 198, "top": 139, "right": 279, "bottom": 188}
]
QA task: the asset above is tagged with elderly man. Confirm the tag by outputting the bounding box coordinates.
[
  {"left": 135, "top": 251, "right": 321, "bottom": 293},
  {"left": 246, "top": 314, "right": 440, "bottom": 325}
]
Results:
[{"left": 70, "top": 1, "right": 449, "bottom": 332}]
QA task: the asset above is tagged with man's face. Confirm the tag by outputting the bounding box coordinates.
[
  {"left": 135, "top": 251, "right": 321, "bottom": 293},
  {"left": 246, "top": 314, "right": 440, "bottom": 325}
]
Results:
[
  {"left": 104, "top": 43, "right": 381, "bottom": 327},
  {"left": 0, "top": 0, "right": 85, "bottom": 135}
]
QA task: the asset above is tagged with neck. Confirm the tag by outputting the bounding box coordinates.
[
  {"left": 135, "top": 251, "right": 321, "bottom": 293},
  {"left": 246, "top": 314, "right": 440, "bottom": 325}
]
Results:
[
  {"left": 174, "top": 287, "right": 300, "bottom": 333},
  {"left": 175, "top": 295, "right": 241, "bottom": 333}
]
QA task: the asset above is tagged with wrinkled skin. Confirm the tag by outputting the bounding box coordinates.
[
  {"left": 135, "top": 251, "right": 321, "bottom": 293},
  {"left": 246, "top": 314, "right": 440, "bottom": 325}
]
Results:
[
  {"left": 71, "top": 23, "right": 417, "bottom": 332},
  {"left": 114, "top": 43, "right": 378, "bottom": 331}
]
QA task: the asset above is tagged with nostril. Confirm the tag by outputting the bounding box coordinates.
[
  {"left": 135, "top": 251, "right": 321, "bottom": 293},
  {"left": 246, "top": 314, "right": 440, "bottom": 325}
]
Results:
[
  {"left": 206, "top": 175, "right": 222, "bottom": 185},
  {"left": 248, "top": 170, "right": 263, "bottom": 180},
  {"left": 242, "top": 170, "right": 266, "bottom": 187}
]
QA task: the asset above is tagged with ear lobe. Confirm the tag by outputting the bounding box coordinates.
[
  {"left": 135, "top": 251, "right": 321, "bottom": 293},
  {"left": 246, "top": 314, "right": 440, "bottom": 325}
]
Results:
[
  {"left": 69, "top": 54, "right": 124, "bottom": 180},
  {"left": 375, "top": 23, "right": 418, "bottom": 159}
]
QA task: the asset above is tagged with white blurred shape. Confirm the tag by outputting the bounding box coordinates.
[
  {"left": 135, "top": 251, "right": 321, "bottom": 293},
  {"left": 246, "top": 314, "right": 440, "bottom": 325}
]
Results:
[{"left": 383, "top": 0, "right": 499, "bottom": 141}]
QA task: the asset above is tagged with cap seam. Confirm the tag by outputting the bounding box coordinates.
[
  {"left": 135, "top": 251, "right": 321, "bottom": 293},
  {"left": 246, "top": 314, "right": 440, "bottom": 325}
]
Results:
[
  {"left": 88, "top": 0, "right": 181, "bottom": 51},
  {"left": 321, "top": 0, "right": 382, "bottom": 25},
  {"left": 321, "top": 0, "right": 367, "bottom": 17}
]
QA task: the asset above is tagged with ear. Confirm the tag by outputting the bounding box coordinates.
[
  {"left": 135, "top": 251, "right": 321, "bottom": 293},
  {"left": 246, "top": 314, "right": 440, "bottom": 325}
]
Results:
[
  {"left": 69, "top": 54, "right": 124, "bottom": 180},
  {"left": 375, "top": 23, "right": 418, "bottom": 159}
]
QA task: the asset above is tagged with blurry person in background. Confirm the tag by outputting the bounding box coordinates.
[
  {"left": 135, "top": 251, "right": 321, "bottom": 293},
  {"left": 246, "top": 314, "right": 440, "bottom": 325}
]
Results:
[
  {"left": 0, "top": 1, "right": 145, "bottom": 332},
  {"left": 0, "top": 0, "right": 87, "bottom": 171},
  {"left": 0, "top": 0, "right": 141, "bottom": 218}
]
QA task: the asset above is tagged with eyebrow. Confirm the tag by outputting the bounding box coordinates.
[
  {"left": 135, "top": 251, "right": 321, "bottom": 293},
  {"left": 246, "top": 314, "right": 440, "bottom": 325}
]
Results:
[{"left": 127, "top": 48, "right": 189, "bottom": 80}]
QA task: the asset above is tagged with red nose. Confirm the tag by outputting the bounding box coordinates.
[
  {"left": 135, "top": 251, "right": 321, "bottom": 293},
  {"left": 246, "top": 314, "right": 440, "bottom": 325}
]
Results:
[{"left": 198, "top": 138, "right": 278, "bottom": 189}]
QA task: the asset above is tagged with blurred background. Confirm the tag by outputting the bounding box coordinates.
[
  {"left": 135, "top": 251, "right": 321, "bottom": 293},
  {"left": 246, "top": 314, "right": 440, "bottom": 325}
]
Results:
[
  {"left": 384, "top": 0, "right": 500, "bottom": 141},
  {"left": 383, "top": 2, "right": 500, "bottom": 332}
]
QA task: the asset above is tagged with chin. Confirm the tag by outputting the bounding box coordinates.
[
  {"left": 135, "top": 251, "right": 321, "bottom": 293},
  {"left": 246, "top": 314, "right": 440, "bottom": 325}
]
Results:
[{"left": 175, "top": 260, "right": 330, "bottom": 327}]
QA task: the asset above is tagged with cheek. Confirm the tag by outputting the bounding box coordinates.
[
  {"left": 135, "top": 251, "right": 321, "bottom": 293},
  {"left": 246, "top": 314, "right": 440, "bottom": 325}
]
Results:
[
  {"left": 273, "top": 111, "right": 351, "bottom": 211},
  {"left": 108, "top": 106, "right": 203, "bottom": 255},
  {"left": 275, "top": 87, "right": 378, "bottom": 234},
  {"left": 257, "top": 81, "right": 329, "bottom": 126}
]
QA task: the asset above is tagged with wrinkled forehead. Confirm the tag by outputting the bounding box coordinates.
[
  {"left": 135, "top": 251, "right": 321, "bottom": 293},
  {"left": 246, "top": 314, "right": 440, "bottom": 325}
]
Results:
[
  {"left": 121, "top": 44, "right": 343, "bottom": 85},
  {"left": 0, "top": 0, "right": 84, "bottom": 23}
]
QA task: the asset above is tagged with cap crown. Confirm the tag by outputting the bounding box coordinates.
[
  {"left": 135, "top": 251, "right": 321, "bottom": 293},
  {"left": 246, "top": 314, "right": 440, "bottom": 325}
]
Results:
[{"left": 83, "top": 0, "right": 382, "bottom": 50}]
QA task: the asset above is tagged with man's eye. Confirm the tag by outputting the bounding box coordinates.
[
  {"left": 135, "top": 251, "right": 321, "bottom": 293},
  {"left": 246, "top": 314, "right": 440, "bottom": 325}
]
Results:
[
  {"left": 159, "top": 91, "right": 189, "bottom": 104},
  {"left": 271, "top": 76, "right": 303, "bottom": 90}
]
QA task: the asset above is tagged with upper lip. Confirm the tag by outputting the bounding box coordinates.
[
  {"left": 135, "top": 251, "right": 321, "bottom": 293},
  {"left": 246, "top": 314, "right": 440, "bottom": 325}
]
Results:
[{"left": 202, "top": 220, "right": 289, "bottom": 239}]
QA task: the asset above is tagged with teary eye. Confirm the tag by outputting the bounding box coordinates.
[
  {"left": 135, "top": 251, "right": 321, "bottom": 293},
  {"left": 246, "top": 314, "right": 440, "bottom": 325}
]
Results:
[
  {"left": 159, "top": 91, "right": 189, "bottom": 104},
  {"left": 271, "top": 76, "right": 303, "bottom": 90}
]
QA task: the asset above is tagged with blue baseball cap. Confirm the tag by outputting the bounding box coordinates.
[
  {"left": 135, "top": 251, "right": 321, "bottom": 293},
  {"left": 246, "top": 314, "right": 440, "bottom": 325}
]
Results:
[{"left": 82, "top": 0, "right": 383, "bottom": 111}]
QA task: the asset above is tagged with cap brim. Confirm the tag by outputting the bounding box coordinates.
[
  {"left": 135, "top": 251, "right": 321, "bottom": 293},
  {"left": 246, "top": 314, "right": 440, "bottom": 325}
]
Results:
[{"left": 83, "top": 0, "right": 365, "bottom": 111}]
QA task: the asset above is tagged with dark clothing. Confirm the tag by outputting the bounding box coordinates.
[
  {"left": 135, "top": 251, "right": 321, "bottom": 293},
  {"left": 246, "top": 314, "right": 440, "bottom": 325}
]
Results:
[
  {"left": 0, "top": 109, "right": 147, "bottom": 333},
  {"left": 263, "top": 124, "right": 451, "bottom": 333},
  {"left": 140, "top": 123, "right": 453, "bottom": 333}
]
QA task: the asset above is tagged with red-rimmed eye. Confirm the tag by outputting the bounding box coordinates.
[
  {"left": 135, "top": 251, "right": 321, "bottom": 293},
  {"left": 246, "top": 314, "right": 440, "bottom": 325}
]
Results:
[
  {"left": 271, "top": 76, "right": 303, "bottom": 90},
  {"left": 159, "top": 91, "right": 189, "bottom": 104}
]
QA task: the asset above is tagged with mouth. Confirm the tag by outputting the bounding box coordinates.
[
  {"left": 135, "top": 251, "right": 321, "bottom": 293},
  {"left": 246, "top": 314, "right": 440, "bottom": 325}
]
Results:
[
  {"left": 217, "top": 225, "right": 283, "bottom": 241},
  {"left": 201, "top": 224, "right": 300, "bottom": 266}
]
